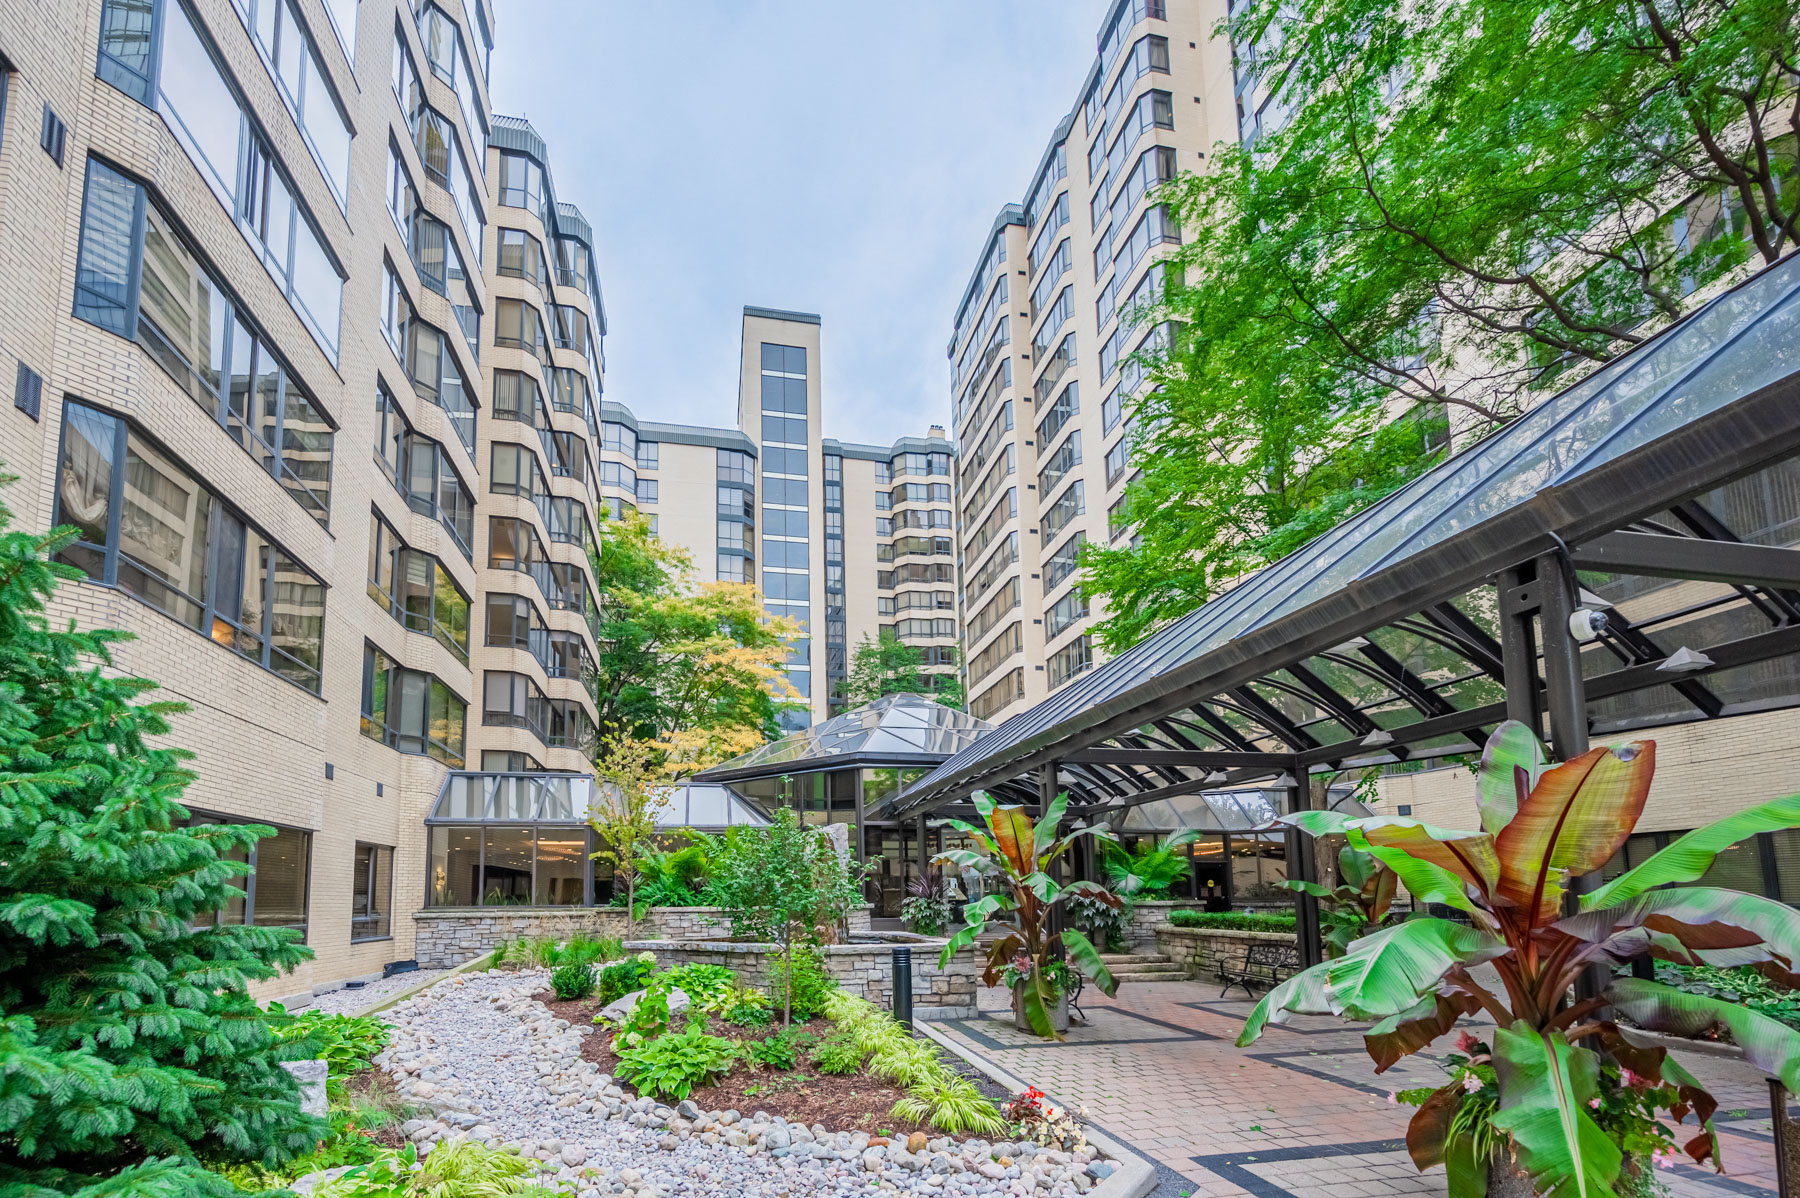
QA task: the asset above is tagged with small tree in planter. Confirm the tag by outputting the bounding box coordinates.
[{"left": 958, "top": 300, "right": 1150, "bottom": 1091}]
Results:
[
  {"left": 709, "top": 809, "right": 870, "bottom": 1027},
  {"left": 588, "top": 734, "right": 673, "bottom": 922},
  {"left": 933, "top": 792, "right": 1122, "bottom": 1040},
  {"left": 1239, "top": 721, "right": 1800, "bottom": 1195}
]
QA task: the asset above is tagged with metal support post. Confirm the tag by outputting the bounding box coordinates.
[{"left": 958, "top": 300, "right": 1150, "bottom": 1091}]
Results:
[
  {"left": 1041, "top": 762, "right": 1067, "bottom": 961},
  {"left": 1497, "top": 564, "right": 1543, "bottom": 734},
  {"left": 1535, "top": 551, "right": 1609, "bottom": 1005},
  {"left": 1285, "top": 760, "right": 1325, "bottom": 969}
]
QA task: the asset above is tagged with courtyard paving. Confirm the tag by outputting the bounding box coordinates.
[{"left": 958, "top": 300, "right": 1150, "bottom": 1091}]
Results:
[{"left": 941, "top": 980, "right": 1783, "bottom": 1198}]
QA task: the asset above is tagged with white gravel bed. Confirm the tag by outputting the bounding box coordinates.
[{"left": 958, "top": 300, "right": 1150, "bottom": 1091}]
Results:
[
  {"left": 376, "top": 968, "right": 1118, "bottom": 1198},
  {"left": 300, "top": 969, "right": 449, "bottom": 1016}
]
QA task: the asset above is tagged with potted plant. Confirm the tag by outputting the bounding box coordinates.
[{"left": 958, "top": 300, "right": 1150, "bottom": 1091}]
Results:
[
  {"left": 1281, "top": 840, "right": 1396, "bottom": 958},
  {"left": 933, "top": 791, "right": 1123, "bottom": 1039},
  {"left": 901, "top": 873, "right": 955, "bottom": 936},
  {"left": 1239, "top": 721, "right": 1800, "bottom": 1195}
]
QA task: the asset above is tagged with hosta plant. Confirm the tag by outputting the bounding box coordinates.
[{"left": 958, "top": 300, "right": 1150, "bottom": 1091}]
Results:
[
  {"left": 1282, "top": 841, "right": 1397, "bottom": 958},
  {"left": 1240, "top": 721, "right": 1800, "bottom": 1196},
  {"left": 933, "top": 791, "right": 1123, "bottom": 1039}
]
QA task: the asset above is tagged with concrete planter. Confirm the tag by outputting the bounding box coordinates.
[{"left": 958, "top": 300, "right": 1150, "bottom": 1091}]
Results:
[
  {"left": 1011, "top": 981, "right": 1070, "bottom": 1034},
  {"left": 1122, "top": 901, "right": 1210, "bottom": 949},
  {"left": 622, "top": 933, "right": 980, "bottom": 1019},
  {"left": 1152, "top": 924, "right": 1299, "bottom": 980},
  {"left": 411, "top": 905, "right": 873, "bottom": 969}
]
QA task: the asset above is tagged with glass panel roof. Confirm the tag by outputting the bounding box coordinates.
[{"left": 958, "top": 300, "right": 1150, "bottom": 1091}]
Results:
[
  {"left": 900, "top": 251, "right": 1800, "bottom": 815},
  {"left": 699, "top": 693, "right": 994, "bottom": 777},
  {"left": 430, "top": 773, "right": 768, "bottom": 828},
  {"left": 1111, "top": 788, "right": 1372, "bottom": 833}
]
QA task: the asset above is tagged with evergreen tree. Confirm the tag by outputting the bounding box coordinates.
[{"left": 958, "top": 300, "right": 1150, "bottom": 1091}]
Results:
[{"left": 0, "top": 494, "right": 323, "bottom": 1195}]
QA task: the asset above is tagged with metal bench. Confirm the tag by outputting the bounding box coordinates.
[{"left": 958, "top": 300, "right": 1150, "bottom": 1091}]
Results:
[
  {"left": 1066, "top": 969, "right": 1086, "bottom": 1023},
  {"left": 1220, "top": 941, "right": 1301, "bottom": 998}
]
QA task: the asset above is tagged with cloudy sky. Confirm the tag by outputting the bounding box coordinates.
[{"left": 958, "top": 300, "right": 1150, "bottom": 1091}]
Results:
[{"left": 489, "top": 1, "right": 1101, "bottom": 446}]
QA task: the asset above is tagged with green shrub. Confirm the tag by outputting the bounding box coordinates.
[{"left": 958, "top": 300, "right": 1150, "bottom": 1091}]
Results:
[
  {"left": 745, "top": 1028, "right": 812, "bottom": 1070},
  {"left": 559, "top": 933, "right": 622, "bottom": 968},
  {"left": 811, "top": 1033, "right": 865, "bottom": 1075},
  {"left": 311, "top": 1138, "right": 560, "bottom": 1196},
  {"left": 1658, "top": 963, "right": 1800, "bottom": 1031},
  {"left": 766, "top": 945, "right": 837, "bottom": 1019},
  {"left": 596, "top": 953, "right": 658, "bottom": 1006},
  {"left": 615, "top": 1023, "right": 740, "bottom": 1101},
  {"left": 604, "top": 981, "right": 673, "bottom": 1054},
  {"left": 272, "top": 1010, "right": 391, "bottom": 1080},
  {"left": 550, "top": 962, "right": 597, "bottom": 1001},
  {"left": 1167, "top": 909, "right": 1297, "bottom": 932},
  {"left": 891, "top": 1073, "right": 1008, "bottom": 1136},
  {"left": 667, "top": 963, "right": 737, "bottom": 1012},
  {"left": 723, "top": 992, "right": 774, "bottom": 1028},
  {"left": 867, "top": 1037, "right": 944, "bottom": 1090}
]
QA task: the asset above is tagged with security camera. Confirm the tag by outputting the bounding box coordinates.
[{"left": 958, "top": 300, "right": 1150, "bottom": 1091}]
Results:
[{"left": 1568, "top": 608, "right": 1608, "bottom": 643}]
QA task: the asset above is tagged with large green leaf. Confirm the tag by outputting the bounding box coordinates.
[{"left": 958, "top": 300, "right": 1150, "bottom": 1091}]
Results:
[
  {"left": 1060, "top": 927, "right": 1118, "bottom": 998},
  {"left": 1353, "top": 835, "right": 1485, "bottom": 920},
  {"left": 1018, "top": 871, "right": 1059, "bottom": 904},
  {"left": 1324, "top": 918, "right": 1508, "bottom": 1020},
  {"left": 1477, "top": 720, "right": 1549, "bottom": 836},
  {"left": 1494, "top": 741, "right": 1655, "bottom": 927},
  {"left": 930, "top": 849, "right": 991, "bottom": 874},
  {"left": 1363, "top": 988, "right": 1481, "bottom": 1072},
  {"left": 1489, "top": 1024, "right": 1621, "bottom": 1198},
  {"left": 1582, "top": 793, "right": 1800, "bottom": 909},
  {"left": 1557, "top": 887, "right": 1800, "bottom": 987},
  {"left": 1281, "top": 809, "right": 1359, "bottom": 838},
  {"left": 938, "top": 921, "right": 984, "bottom": 967},
  {"left": 1018, "top": 966, "right": 1062, "bottom": 1040},
  {"left": 1056, "top": 879, "right": 1124, "bottom": 909},
  {"left": 1352, "top": 818, "right": 1500, "bottom": 894},
  {"left": 1031, "top": 790, "right": 1069, "bottom": 863},
  {"left": 1281, "top": 879, "right": 1337, "bottom": 899},
  {"left": 1605, "top": 978, "right": 1800, "bottom": 1091},
  {"left": 1236, "top": 959, "right": 1333, "bottom": 1046}
]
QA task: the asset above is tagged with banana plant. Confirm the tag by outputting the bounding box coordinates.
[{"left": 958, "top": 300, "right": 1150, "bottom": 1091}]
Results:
[
  {"left": 1282, "top": 841, "right": 1397, "bottom": 958},
  {"left": 932, "top": 790, "right": 1124, "bottom": 1040},
  {"left": 1239, "top": 720, "right": 1800, "bottom": 1196}
]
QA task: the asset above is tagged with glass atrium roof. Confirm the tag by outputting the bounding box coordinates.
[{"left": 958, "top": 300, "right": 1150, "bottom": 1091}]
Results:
[
  {"left": 430, "top": 772, "right": 769, "bottom": 828},
  {"left": 898, "top": 251, "right": 1800, "bottom": 818},
  {"left": 696, "top": 693, "right": 995, "bottom": 783}
]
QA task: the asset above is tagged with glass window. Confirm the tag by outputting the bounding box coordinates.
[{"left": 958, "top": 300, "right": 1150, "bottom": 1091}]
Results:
[
  {"left": 481, "top": 827, "right": 533, "bottom": 905},
  {"left": 73, "top": 168, "right": 335, "bottom": 527},
  {"left": 56, "top": 402, "right": 324, "bottom": 691},
  {"left": 535, "top": 831, "right": 587, "bottom": 905},
  {"left": 361, "top": 641, "right": 466, "bottom": 764},
  {"left": 351, "top": 842, "right": 393, "bottom": 940},
  {"left": 237, "top": 0, "right": 353, "bottom": 206},
  {"left": 251, "top": 823, "right": 311, "bottom": 930}
]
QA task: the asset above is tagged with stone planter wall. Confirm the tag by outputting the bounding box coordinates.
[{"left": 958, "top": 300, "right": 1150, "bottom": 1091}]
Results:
[
  {"left": 1124, "top": 901, "right": 1208, "bottom": 949},
  {"left": 1153, "top": 924, "right": 1298, "bottom": 980},
  {"left": 412, "top": 905, "right": 873, "bottom": 969},
  {"left": 623, "top": 935, "right": 980, "bottom": 1019}
]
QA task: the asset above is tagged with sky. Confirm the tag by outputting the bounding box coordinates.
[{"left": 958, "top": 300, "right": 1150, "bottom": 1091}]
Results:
[{"left": 489, "top": 1, "right": 1102, "bottom": 446}]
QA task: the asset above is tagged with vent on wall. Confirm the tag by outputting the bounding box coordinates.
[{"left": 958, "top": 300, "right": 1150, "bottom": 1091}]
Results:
[
  {"left": 39, "top": 103, "right": 65, "bottom": 168},
  {"left": 13, "top": 362, "right": 41, "bottom": 421}
]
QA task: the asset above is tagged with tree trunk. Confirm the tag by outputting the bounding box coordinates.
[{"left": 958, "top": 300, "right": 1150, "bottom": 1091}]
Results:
[{"left": 783, "top": 923, "right": 794, "bottom": 1029}]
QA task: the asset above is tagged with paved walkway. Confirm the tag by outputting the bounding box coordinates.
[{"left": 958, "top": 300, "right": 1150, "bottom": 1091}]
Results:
[{"left": 940, "top": 980, "right": 1782, "bottom": 1198}]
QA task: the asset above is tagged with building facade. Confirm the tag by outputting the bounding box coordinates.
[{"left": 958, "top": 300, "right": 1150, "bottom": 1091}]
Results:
[
  {"left": 0, "top": 0, "right": 612, "bottom": 997},
  {"left": 948, "top": 0, "right": 1241, "bottom": 723}
]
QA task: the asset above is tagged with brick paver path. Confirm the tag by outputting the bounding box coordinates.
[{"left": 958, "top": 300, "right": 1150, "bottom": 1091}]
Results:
[{"left": 939, "top": 980, "right": 1782, "bottom": 1198}]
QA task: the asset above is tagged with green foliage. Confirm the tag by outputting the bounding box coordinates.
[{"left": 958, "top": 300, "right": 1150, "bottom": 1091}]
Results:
[
  {"left": 1167, "top": 910, "right": 1297, "bottom": 932},
  {"left": 764, "top": 946, "right": 838, "bottom": 1021},
  {"left": 558, "top": 933, "right": 621, "bottom": 968},
  {"left": 550, "top": 962, "right": 596, "bottom": 1002},
  {"left": 1084, "top": 0, "right": 1798, "bottom": 652},
  {"left": 665, "top": 963, "right": 737, "bottom": 1013},
  {"left": 891, "top": 1074, "right": 1008, "bottom": 1137},
  {"left": 604, "top": 978, "right": 673, "bottom": 1055},
  {"left": 745, "top": 1028, "right": 812, "bottom": 1071},
  {"left": 595, "top": 956, "right": 657, "bottom": 1007},
  {"left": 1098, "top": 834, "right": 1200, "bottom": 900},
  {"left": 274, "top": 1010, "right": 391, "bottom": 1080},
  {"left": 0, "top": 498, "right": 324, "bottom": 1192},
  {"left": 614, "top": 1023, "right": 740, "bottom": 1102},
  {"left": 590, "top": 508, "right": 803, "bottom": 759},
  {"left": 901, "top": 874, "right": 954, "bottom": 936},
  {"left": 721, "top": 987, "right": 773, "bottom": 1028},
  {"left": 838, "top": 632, "right": 964, "bottom": 710},
  {"left": 810, "top": 1033, "right": 865, "bottom": 1075},
  {"left": 1283, "top": 842, "right": 1397, "bottom": 958},
  {"left": 628, "top": 842, "right": 714, "bottom": 908},
  {"left": 311, "top": 1140, "right": 573, "bottom": 1196},
  {"left": 1656, "top": 963, "right": 1800, "bottom": 1031}
]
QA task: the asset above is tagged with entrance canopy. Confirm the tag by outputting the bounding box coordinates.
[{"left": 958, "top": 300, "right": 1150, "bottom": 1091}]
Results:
[{"left": 896, "top": 252, "right": 1800, "bottom": 820}]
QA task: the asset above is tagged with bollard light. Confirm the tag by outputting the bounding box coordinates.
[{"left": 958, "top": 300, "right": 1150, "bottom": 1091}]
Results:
[{"left": 891, "top": 945, "right": 913, "bottom": 1028}]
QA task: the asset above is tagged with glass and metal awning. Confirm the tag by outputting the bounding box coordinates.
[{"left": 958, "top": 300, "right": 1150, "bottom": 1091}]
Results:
[
  {"left": 429, "top": 772, "right": 771, "bottom": 828},
  {"left": 896, "top": 251, "right": 1800, "bottom": 819},
  {"left": 695, "top": 693, "right": 995, "bottom": 783}
]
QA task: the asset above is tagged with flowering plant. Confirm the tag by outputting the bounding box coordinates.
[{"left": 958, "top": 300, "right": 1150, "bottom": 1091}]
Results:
[{"left": 1004, "top": 1086, "right": 1089, "bottom": 1151}]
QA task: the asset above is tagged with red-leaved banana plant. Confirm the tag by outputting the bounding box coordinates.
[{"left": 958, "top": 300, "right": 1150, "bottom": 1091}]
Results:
[{"left": 1239, "top": 721, "right": 1800, "bottom": 1196}]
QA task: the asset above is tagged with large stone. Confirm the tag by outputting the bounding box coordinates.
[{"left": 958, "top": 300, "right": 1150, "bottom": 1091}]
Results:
[
  {"left": 596, "top": 986, "right": 690, "bottom": 1025},
  {"left": 280, "top": 1059, "right": 329, "bottom": 1117}
]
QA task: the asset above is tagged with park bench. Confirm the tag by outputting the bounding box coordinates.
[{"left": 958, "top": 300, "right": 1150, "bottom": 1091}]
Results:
[{"left": 1219, "top": 941, "right": 1301, "bottom": 998}]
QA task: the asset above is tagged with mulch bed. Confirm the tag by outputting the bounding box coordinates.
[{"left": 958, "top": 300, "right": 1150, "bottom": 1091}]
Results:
[{"left": 534, "top": 990, "right": 1007, "bottom": 1136}]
